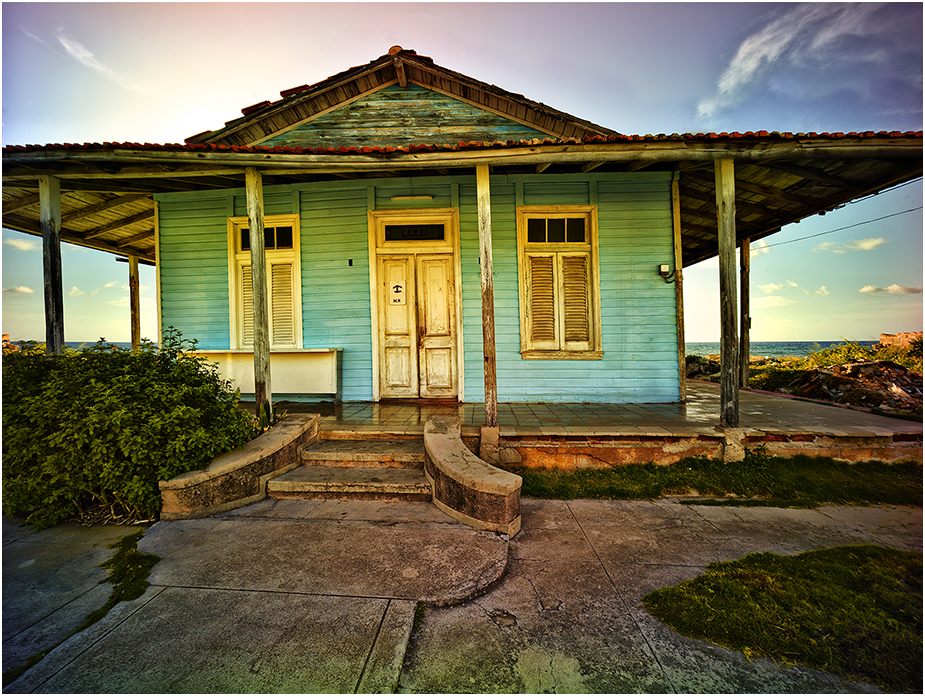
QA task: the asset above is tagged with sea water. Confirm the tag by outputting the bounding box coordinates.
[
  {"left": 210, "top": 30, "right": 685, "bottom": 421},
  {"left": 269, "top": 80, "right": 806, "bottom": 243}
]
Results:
[{"left": 686, "top": 340, "right": 879, "bottom": 359}]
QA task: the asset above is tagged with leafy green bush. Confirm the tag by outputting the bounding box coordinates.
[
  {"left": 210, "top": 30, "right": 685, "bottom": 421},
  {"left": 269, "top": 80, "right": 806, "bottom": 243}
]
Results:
[
  {"left": 795, "top": 340, "right": 923, "bottom": 373},
  {"left": 2, "top": 329, "right": 258, "bottom": 529}
]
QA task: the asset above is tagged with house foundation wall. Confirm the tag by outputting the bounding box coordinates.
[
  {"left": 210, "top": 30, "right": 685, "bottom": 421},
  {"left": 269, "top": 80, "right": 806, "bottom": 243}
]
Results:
[{"left": 498, "top": 432, "right": 922, "bottom": 468}]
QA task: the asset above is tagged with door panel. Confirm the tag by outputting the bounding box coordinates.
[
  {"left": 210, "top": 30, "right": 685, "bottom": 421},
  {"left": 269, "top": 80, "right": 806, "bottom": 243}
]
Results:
[
  {"left": 378, "top": 256, "right": 417, "bottom": 397},
  {"left": 377, "top": 253, "right": 457, "bottom": 399},
  {"left": 417, "top": 255, "right": 457, "bottom": 398}
]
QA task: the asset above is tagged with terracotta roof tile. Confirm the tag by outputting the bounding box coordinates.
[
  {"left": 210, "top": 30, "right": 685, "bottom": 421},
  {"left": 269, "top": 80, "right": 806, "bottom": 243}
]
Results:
[{"left": 4, "top": 131, "right": 922, "bottom": 158}]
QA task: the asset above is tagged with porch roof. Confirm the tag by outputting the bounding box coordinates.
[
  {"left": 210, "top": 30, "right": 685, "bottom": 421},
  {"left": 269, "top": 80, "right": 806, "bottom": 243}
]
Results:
[{"left": 3, "top": 129, "right": 922, "bottom": 266}]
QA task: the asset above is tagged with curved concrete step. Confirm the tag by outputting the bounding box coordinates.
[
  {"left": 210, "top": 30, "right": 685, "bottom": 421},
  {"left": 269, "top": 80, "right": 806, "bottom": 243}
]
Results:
[
  {"left": 268, "top": 466, "right": 431, "bottom": 501},
  {"left": 300, "top": 439, "right": 425, "bottom": 469}
]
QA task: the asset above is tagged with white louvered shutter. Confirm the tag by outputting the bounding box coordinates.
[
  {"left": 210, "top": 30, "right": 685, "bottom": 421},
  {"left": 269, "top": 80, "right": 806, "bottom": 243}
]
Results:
[
  {"left": 560, "top": 253, "right": 592, "bottom": 351},
  {"left": 241, "top": 265, "right": 254, "bottom": 347},
  {"left": 270, "top": 262, "right": 295, "bottom": 346},
  {"left": 525, "top": 254, "right": 558, "bottom": 351}
]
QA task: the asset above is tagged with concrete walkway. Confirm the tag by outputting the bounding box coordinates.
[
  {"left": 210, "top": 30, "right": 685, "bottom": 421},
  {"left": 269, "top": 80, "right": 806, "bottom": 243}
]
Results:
[{"left": 4, "top": 498, "right": 921, "bottom": 693}]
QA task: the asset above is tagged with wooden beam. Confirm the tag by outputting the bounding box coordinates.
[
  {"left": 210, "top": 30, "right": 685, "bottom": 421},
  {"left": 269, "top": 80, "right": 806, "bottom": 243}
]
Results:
[
  {"left": 535, "top": 163, "right": 551, "bottom": 174},
  {"left": 393, "top": 55, "right": 407, "bottom": 87},
  {"left": 117, "top": 230, "right": 155, "bottom": 248},
  {"left": 2, "top": 213, "right": 157, "bottom": 262},
  {"left": 61, "top": 193, "right": 151, "bottom": 224},
  {"left": 129, "top": 255, "right": 141, "bottom": 352},
  {"left": 245, "top": 167, "right": 272, "bottom": 422},
  {"left": 581, "top": 161, "right": 604, "bottom": 173},
  {"left": 760, "top": 161, "right": 858, "bottom": 188},
  {"left": 476, "top": 164, "right": 498, "bottom": 428},
  {"left": 39, "top": 175, "right": 65, "bottom": 355},
  {"left": 714, "top": 159, "right": 739, "bottom": 428},
  {"left": 83, "top": 209, "right": 155, "bottom": 239},
  {"left": 739, "top": 238, "right": 751, "bottom": 388},
  {"left": 672, "top": 176, "right": 686, "bottom": 402},
  {"left": 4, "top": 192, "right": 40, "bottom": 213}
]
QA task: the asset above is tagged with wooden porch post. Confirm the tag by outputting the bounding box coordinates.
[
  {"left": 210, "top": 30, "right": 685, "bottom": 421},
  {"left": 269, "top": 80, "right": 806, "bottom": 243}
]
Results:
[
  {"left": 39, "top": 175, "right": 65, "bottom": 355},
  {"left": 476, "top": 164, "right": 498, "bottom": 427},
  {"left": 671, "top": 175, "right": 686, "bottom": 401},
  {"left": 128, "top": 255, "right": 141, "bottom": 352},
  {"left": 739, "top": 238, "right": 751, "bottom": 388},
  {"left": 714, "top": 159, "right": 739, "bottom": 427},
  {"left": 245, "top": 167, "right": 272, "bottom": 421}
]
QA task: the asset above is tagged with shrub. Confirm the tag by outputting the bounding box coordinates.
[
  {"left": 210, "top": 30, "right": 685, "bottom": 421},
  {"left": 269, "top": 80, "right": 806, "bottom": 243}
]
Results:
[{"left": 2, "top": 329, "right": 258, "bottom": 529}]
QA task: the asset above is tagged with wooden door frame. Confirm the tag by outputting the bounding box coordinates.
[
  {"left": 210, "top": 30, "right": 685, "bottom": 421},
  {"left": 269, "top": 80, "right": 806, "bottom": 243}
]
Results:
[{"left": 368, "top": 208, "right": 463, "bottom": 402}]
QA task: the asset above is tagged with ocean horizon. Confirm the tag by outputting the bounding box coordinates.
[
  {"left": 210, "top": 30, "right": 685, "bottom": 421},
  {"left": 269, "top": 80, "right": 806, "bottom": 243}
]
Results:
[{"left": 686, "top": 340, "right": 879, "bottom": 359}]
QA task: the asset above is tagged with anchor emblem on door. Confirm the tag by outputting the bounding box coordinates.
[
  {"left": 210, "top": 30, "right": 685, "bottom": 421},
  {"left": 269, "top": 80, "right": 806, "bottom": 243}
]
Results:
[{"left": 391, "top": 282, "right": 406, "bottom": 305}]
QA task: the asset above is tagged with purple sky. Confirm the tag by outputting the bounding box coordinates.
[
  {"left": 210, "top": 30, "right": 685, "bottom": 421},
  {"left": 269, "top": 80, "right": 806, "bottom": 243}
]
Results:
[{"left": 2, "top": 2, "right": 922, "bottom": 342}]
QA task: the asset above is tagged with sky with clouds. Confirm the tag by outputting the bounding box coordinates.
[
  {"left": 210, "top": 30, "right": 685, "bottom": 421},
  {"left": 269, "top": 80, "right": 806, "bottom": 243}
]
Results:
[{"left": 2, "top": 1, "right": 922, "bottom": 343}]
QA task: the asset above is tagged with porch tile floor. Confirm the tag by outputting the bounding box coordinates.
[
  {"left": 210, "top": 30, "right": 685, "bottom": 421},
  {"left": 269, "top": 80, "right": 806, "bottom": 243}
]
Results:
[{"left": 266, "top": 382, "right": 922, "bottom": 438}]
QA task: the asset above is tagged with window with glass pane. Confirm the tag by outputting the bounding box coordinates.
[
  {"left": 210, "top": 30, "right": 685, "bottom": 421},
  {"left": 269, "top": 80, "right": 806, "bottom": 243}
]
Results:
[{"left": 517, "top": 207, "right": 600, "bottom": 359}]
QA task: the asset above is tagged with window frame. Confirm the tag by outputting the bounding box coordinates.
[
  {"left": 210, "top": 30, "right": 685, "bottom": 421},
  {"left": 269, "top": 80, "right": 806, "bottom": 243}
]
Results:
[
  {"left": 516, "top": 205, "right": 602, "bottom": 360},
  {"left": 227, "top": 214, "right": 302, "bottom": 350}
]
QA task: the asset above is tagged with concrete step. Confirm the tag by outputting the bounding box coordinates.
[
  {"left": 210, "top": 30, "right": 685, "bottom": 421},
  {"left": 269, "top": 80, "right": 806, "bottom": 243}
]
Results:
[
  {"left": 267, "top": 466, "right": 431, "bottom": 501},
  {"left": 300, "top": 439, "right": 425, "bottom": 469}
]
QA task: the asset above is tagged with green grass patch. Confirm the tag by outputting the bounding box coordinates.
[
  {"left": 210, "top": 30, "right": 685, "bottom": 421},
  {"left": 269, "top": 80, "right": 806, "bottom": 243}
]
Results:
[
  {"left": 507, "top": 454, "right": 922, "bottom": 508},
  {"left": 643, "top": 545, "right": 923, "bottom": 693}
]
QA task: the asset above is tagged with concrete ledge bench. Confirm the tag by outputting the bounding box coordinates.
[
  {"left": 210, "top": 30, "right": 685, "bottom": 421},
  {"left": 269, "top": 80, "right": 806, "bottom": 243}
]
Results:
[
  {"left": 159, "top": 413, "right": 320, "bottom": 520},
  {"left": 424, "top": 416, "right": 522, "bottom": 536}
]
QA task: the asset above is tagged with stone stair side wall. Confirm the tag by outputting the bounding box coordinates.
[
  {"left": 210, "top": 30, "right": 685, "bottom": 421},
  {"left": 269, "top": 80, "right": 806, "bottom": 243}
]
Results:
[
  {"left": 160, "top": 413, "right": 320, "bottom": 520},
  {"left": 424, "top": 416, "right": 522, "bottom": 536}
]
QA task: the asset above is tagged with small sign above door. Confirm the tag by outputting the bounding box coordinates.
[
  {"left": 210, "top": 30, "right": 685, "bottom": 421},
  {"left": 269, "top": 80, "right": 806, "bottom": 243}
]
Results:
[{"left": 384, "top": 224, "right": 445, "bottom": 242}]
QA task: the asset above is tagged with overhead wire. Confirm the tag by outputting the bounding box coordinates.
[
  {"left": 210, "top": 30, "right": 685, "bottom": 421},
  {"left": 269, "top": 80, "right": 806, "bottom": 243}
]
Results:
[{"left": 763, "top": 204, "right": 923, "bottom": 249}]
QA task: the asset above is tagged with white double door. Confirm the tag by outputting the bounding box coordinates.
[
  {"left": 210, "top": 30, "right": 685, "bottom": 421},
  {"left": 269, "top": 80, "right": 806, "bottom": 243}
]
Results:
[{"left": 378, "top": 253, "right": 457, "bottom": 399}]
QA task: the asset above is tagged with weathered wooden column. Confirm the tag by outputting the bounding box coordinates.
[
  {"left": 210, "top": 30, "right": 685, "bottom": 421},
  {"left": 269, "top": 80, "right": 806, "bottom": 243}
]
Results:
[
  {"left": 245, "top": 167, "right": 272, "bottom": 422},
  {"left": 739, "top": 238, "right": 751, "bottom": 388},
  {"left": 128, "top": 255, "right": 141, "bottom": 351},
  {"left": 671, "top": 175, "right": 687, "bottom": 401},
  {"left": 714, "top": 159, "right": 739, "bottom": 427},
  {"left": 476, "top": 164, "right": 498, "bottom": 428},
  {"left": 39, "top": 175, "right": 65, "bottom": 355}
]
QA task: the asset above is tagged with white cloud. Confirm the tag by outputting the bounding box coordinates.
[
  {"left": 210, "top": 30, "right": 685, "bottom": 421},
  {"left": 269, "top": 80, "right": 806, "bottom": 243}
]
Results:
[
  {"left": 104, "top": 281, "right": 118, "bottom": 288},
  {"left": 786, "top": 280, "right": 798, "bottom": 287},
  {"left": 815, "top": 286, "right": 829, "bottom": 297},
  {"left": 56, "top": 30, "right": 145, "bottom": 92},
  {"left": 859, "top": 284, "right": 923, "bottom": 295},
  {"left": 68, "top": 286, "right": 85, "bottom": 297},
  {"left": 758, "top": 282, "right": 782, "bottom": 293},
  {"left": 697, "top": 3, "right": 917, "bottom": 122},
  {"left": 753, "top": 295, "right": 798, "bottom": 308},
  {"left": 3, "top": 237, "right": 41, "bottom": 252},
  {"left": 749, "top": 239, "right": 771, "bottom": 258},
  {"left": 815, "top": 237, "right": 888, "bottom": 253},
  {"left": 847, "top": 238, "right": 887, "bottom": 251},
  {"left": 2, "top": 286, "right": 36, "bottom": 295}
]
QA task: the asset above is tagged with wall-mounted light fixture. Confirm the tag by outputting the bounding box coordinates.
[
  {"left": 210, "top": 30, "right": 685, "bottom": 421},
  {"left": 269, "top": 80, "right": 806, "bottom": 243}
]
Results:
[{"left": 658, "top": 264, "right": 677, "bottom": 284}]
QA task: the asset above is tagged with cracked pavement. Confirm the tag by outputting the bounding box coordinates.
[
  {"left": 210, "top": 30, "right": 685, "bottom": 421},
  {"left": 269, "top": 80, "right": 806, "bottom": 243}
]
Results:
[{"left": 397, "top": 499, "right": 921, "bottom": 693}]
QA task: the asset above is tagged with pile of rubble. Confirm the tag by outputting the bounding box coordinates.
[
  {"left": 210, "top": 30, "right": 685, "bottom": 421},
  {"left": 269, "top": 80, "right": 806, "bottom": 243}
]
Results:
[{"left": 792, "top": 360, "right": 923, "bottom": 415}]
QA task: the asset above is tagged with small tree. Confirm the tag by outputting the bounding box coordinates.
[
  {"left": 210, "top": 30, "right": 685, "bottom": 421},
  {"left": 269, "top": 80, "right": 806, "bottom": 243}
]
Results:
[{"left": 2, "top": 329, "right": 257, "bottom": 528}]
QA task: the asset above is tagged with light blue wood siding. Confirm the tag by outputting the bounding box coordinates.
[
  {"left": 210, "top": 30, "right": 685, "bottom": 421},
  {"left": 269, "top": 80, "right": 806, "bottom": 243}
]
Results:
[
  {"left": 157, "top": 171, "right": 679, "bottom": 404},
  {"left": 458, "top": 173, "right": 679, "bottom": 403},
  {"left": 262, "top": 84, "right": 550, "bottom": 149},
  {"left": 156, "top": 192, "right": 232, "bottom": 349}
]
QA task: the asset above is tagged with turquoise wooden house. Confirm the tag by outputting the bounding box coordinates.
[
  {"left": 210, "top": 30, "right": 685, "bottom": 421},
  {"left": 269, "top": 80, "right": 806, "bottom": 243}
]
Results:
[
  {"left": 159, "top": 47, "right": 681, "bottom": 406},
  {"left": 4, "top": 47, "right": 921, "bottom": 426}
]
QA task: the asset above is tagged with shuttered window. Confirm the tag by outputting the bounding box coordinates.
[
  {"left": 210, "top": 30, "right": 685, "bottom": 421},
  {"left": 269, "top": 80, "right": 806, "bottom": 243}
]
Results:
[
  {"left": 229, "top": 215, "right": 301, "bottom": 350},
  {"left": 518, "top": 207, "right": 601, "bottom": 359}
]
